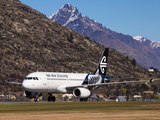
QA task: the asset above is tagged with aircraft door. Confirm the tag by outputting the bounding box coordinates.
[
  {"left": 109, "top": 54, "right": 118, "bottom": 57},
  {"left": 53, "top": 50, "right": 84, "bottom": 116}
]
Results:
[{"left": 66, "top": 76, "right": 70, "bottom": 84}]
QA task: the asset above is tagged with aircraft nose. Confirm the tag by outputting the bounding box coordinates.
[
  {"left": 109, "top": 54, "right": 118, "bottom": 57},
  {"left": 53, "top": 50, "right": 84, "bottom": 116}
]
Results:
[{"left": 22, "top": 80, "right": 31, "bottom": 90}]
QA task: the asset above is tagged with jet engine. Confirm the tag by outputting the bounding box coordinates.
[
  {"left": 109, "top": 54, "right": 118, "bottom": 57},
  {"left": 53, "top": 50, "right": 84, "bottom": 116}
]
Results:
[
  {"left": 24, "top": 91, "right": 42, "bottom": 98},
  {"left": 73, "top": 88, "right": 91, "bottom": 98}
]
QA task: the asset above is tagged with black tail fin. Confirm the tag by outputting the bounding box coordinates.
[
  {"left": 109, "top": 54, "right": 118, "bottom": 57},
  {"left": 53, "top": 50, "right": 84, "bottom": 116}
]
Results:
[{"left": 94, "top": 48, "right": 109, "bottom": 76}]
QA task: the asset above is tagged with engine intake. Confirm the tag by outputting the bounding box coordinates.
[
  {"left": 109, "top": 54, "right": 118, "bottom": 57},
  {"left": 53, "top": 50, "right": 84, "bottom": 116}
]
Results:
[{"left": 73, "top": 88, "right": 91, "bottom": 98}]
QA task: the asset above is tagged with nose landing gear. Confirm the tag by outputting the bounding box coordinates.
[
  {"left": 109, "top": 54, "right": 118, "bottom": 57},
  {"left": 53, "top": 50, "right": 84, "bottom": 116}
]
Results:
[
  {"left": 34, "top": 98, "right": 39, "bottom": 102},
  {"left": 33, "top": 95, "right": 39, "bottom": 102}
]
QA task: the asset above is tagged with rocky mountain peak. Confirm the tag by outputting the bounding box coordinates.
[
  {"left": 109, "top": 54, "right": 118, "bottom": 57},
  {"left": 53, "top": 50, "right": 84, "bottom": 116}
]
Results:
[
  {"left": 60, "top": 3, "right": 79, "bottom": 15},
  {"left": 62, "top": 3, "right": 72, "bottom": 10},
  {"left": 48, "top": 3, "right": 82, "bottom": 26}
]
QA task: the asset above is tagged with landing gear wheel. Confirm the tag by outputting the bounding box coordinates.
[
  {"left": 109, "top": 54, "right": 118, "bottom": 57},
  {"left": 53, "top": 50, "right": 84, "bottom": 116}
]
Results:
[
  {"left": 48, "top": 93, "right": 56, "bottom": 102},
  {"left": 84, "top": 98, "right": 88, "bottom": 101},
  {"left": 52, "top": 96, "right": 56, "bottom": 102},
  {"left": 34, "top": 98, "right": 39, "bottom": 102},
  {"left": 34, "top": 95, "right": 39, "bottom": 102},
  {"left": 80, "top": 98, "right": 84, "bottom": 102},
  {"left": 48, "top": 96, "right": 52, "bottom": 102},
  {"left": 80, "top": 98, "right": 88, "bottom": 102}
]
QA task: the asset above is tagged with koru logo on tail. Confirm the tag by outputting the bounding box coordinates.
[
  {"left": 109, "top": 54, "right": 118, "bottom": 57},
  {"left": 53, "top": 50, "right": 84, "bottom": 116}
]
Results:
[{"left": 100, "top": 56, "right": 107, "bottom": 74}]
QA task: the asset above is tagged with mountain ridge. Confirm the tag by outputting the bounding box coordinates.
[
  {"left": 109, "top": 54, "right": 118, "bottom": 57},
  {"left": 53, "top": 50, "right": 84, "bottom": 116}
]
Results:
[{"left": 48, "top": 3, "right": 160, "bottom": 70}]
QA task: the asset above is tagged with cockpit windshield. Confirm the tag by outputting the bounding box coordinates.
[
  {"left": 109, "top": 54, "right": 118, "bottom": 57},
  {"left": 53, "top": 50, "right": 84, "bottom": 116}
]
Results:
[{"left": 25, "top": 77, "right": 39, "bottom": 80}]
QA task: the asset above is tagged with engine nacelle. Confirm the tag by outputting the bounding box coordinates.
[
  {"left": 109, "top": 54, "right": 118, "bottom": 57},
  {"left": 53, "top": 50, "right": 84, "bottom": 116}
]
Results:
[
  {"left": 24, "top": 91, "right": 42, "bottom": 98},
  {"left": 73, "top": 88, "right": 91, "bottom": 98}
]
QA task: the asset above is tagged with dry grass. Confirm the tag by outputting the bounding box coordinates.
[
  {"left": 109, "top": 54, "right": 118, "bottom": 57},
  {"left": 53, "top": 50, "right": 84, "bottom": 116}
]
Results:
[
  {"left": 0, "top": 102, "right": 160, "bottom": 120},
  {"left": 0, "top": 110, "right": 160, "bottom": 120}
]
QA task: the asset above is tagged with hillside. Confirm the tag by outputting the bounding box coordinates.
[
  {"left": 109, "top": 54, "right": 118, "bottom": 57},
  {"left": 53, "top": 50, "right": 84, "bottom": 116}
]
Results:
[
  {"left": 49, "top": 3, "right": 160, "bottom": 70},
  {"left": 0, "top": 0, "right": 158, "bottom": 93}
]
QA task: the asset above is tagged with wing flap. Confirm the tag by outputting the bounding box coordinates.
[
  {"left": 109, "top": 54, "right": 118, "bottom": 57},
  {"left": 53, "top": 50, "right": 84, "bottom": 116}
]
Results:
[{"left": 108, "top": 77, "right": 134, "bottom": 81}]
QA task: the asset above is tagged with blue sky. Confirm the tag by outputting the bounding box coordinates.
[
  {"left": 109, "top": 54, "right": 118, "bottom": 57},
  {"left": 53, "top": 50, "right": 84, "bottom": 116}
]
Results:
[{"left": 20, "top": 0, "right": 160, "bottom": 42}]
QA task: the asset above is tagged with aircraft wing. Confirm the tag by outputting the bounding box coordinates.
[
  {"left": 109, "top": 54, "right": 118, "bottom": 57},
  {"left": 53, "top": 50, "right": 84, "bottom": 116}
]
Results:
[
  {"left": 6, "top": 82, "right": 22, "bottom": 85},
  {"left": 66, "top": 79, "right": 152, "bottom": 89},
  {"left": 86, "top": 79, "right": 152, "bottom": 87}
]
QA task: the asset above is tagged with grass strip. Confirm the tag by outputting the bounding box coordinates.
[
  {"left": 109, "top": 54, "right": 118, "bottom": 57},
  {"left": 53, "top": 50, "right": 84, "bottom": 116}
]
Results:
[{"left": 0, "top": 101, "right": 160, "bottom": 113}]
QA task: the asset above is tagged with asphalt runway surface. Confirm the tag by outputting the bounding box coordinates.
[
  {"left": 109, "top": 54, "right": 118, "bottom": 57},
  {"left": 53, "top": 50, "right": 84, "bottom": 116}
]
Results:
[
  {"left": 0, "top": 102, "right": 36, "bottom": 104},
  {"left": 0, "top": 101, "right": 53, "bottom": 104},
  {"left": 0, "top": 101, "right": 73, "bottom": 104}
]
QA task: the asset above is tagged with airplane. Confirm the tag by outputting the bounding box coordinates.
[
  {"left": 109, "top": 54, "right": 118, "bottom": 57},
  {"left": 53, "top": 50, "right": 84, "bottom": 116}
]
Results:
[{"left": 7, "top": 48, "right": 152, "bottom": 102}]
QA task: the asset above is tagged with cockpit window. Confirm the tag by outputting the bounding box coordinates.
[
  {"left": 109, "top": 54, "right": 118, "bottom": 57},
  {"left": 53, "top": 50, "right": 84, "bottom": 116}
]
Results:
[
  {"left": 28, "top": 77, "right": 32, "bottom": 80},
  {"left": 25, "top": 77, "right": 39, "bottom": 80}
]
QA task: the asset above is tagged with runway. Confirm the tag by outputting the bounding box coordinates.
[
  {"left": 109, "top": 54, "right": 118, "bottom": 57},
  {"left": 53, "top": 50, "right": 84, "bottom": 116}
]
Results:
[
  {"left": 0, "top": 101, "right": 49, "bottom": 104},
  {"left": 0, "top": 101, "right": 73, "bottom": 104},
  {"left": 0, "top": 102, "right": 33, "bottom": 104}
]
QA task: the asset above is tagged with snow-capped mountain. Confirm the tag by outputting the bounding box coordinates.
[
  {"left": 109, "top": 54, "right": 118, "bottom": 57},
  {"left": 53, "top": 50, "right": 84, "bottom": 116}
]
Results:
[
  {"left": 150, "top": 41, "right": 160, "bottom": 49},
  {"left": 134, "top": 36, "right": 160, "bottom": 49},
  {"left": 133, "top": 36, "right": 148, "bottom": 42},
  {"left": 48, "top": 3, "right": 160, "bottom": 70}
]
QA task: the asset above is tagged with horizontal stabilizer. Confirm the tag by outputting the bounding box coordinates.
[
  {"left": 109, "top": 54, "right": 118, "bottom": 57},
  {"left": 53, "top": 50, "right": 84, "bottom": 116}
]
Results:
[{"left": 6, "top": 82, "right": 22, "bottom": 85}]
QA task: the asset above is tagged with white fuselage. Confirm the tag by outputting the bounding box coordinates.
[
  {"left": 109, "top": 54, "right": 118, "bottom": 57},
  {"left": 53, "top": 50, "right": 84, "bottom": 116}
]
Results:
[{"left": 22, "top": 72, "right": 88, "bottom": 93}]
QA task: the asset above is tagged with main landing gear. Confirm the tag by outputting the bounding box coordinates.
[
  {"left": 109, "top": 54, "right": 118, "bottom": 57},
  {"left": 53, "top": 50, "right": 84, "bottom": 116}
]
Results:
[
  {"left": 80, "top": 98, "right": 88, "bottom": 102},
  {"left": 48, "top": 93, "right": 56, "bottom": 102}
]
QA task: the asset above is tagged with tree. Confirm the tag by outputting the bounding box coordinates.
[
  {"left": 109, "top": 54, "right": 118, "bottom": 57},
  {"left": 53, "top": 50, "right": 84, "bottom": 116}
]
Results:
[
  {"left": 132, "top": 58, "right": 136, "bottom": 66},
  {"left": 126, "top": 56, "right": 129, "bottom": 60},
  {"left": 151, "top": 85, "right": 158, "bottom": 92},
  {"left": 154, "top": 68, "right": 159, "bottom": 73},
  {"left": 67, "top": 34, "right": 74, "bottom": 43},
  {"left": 153, "top": 94, "right": 159, "bottom": 99},
  {"left": 120, "top": 88, "right": 127, "bottom": 95},
  {"left": 140, "top": 84, "right": 149, "bottom": 91},
  {"left": 135, "top": 84, "right": 140, "bottom": 93},
  {"left": 150, "top": 66, "right": 159, "bottom": 73},
  {"left": 150, "top": 66, "right": 154, "bottom": 69},
  {"left": 114, "top": 88, "right": 120, "bottom": 96}
]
